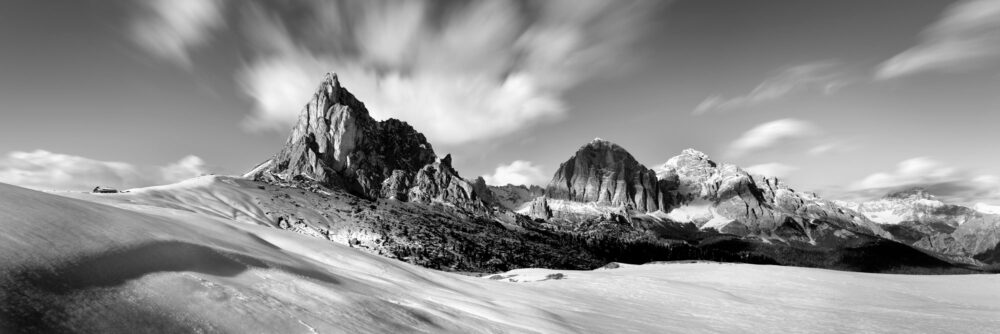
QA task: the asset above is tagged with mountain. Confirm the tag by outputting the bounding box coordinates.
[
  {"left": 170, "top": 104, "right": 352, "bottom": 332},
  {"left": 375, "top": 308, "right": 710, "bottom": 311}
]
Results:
[
  {"left": 842, "top": 188, "right": 1000, "bottom": 264},
  {"left": 531, "top": 145, "right": 889, "bottom": 247},
  {"left": 658, "top": 149, "right": 890, "bottom": 243},
  {"left": 246, "top": 73, "right": 488, "bottom": 211},
  {"left": 64, "top": 71, "right": 967, "bottom": 273},
  {"left": 545, "top": 139, "right": 667, "bottom": 212},
  {"left": 508, "top": 141, "right": 964, "bottom": 272}
]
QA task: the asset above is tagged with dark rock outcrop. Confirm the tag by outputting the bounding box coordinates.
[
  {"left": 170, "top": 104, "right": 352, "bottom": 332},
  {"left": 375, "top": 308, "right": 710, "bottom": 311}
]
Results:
[
  {"left": 471, "top": 177, "right": 497, "bottom": 207},
  {"left": 546, "top": 139, "right": 665, "bottom": 212}
]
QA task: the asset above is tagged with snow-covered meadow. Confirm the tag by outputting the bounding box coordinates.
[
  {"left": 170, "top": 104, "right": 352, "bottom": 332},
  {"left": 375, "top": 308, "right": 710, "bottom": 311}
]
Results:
[{"left": 1, "top": 181, "right": 998, "bottom": 333}]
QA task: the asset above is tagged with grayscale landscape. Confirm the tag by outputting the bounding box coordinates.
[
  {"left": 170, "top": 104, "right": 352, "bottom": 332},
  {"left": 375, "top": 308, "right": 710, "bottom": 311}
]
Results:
[{"left": 2, "top": 0, "right": 1000, "bottom": 333}]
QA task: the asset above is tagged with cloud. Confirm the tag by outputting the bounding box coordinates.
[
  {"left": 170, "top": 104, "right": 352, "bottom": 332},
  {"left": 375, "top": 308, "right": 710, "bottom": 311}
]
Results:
[
  {"left": 161, "top": 155, "right": 210, "bottom": 183},
  {"left": 694, "top": 61, "right": 851, "bottom": 114},
  {"left": 876, "top": 0, "right": 1000, "bottom": 79},
  {"left": 853, "top": 157, "right": 958, "bottom": 190},
  {"left": 482, "top": 160, "right": 548, "bottom": 186},
  {"left": 129, "top": 0, "right": 661, "bottom": 146},
  {"left": 129, "top": 0, "right": 227, "bottom": 67},
  {"left": 238, "top": 51, "right": 567, "bottom": 145},
  {"left": 846, "top": 157, "right": 1000, "bottom": 205},
  {"left": 0, "top": 150, "right": 212, "bottom": 191},
  {"left": 727, "top": 119, "right": 817, "bottom": 157},
  {"left": 744, "top": 163, "right": 799, "bottom": 179},
  {"left": 808, "top": 141, "right": 848, "bottom": 156}
]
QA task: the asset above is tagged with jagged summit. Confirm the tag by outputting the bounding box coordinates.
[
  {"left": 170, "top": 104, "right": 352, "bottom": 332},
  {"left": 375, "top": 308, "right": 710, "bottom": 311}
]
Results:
[
  {"left": 316, "top": 73, "right": 352, "bottom": 108},
  {"left": 246, "top": 72, "right": 488, "bottom": 209},
  {"left": 246, "top": 72, "right": 436, "bottom": 198}
]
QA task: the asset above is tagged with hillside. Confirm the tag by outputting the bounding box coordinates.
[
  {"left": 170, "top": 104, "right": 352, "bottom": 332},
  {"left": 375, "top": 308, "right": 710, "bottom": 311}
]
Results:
[{"left": 2, "top": 183, "right": 998, "bottom": 333}]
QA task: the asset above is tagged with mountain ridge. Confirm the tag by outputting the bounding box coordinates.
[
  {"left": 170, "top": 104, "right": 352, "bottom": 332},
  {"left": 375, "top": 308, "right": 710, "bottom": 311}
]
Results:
[
  {"left": 840, "top": 186, "right": 1000, "bottom": 264},
  {"left": 231, "top": 72, "right": 988, "bottom": 272}
]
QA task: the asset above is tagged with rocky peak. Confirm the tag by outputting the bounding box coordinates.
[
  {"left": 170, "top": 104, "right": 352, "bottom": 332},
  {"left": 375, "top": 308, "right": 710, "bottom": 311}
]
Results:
[
  {"left": 404, "top": 153, "right": 495, "bottom": 212},
  {"left": 246, "top": 72, "right": 494, "bottom": 214},
  {"left": 247, "top": 73, "right": 437, "bottom": 199},
  {"left": 661, "top": 149, "right": 716, "bottom": 172},
  {"left": 545, "top": 139, "right": 665, "bottom": 212},
  {"left": 657, "top": 149, "right": 721, "bottom": 198},
  {"left": 438, "top": 154, "right": 453, "bottom": 169}
]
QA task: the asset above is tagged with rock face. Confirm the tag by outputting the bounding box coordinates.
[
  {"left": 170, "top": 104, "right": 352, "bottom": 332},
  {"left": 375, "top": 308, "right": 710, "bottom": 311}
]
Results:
[
  {"left": 247, "top": 73, "right": 487, "bottom": 210},
  {"left": 538, "top": 142, "right": 888, "bottom": 244},
  {"left": 527, "top": 196, "right": 552, "bottom": 220},
  {"left": 656, "top": 149, "right": 890, "bottom": 243},
  {"left": 487, "top": 184, "right": 544, "bottom": 211},
  {"left": 406, "top": 154, "right": 484, "bottom": 209},
  {"left": 546, "top": 139, "right": 666, "bottom": 212}
]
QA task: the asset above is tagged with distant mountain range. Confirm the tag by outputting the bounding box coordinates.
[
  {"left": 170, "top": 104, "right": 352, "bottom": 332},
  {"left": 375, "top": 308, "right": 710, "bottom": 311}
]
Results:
[
  {"left": 837, "top": 189, "right": 1000, "bottom": 264},
  {"left": 156, "top": 73, "right": 1000, "bottom": 273}
]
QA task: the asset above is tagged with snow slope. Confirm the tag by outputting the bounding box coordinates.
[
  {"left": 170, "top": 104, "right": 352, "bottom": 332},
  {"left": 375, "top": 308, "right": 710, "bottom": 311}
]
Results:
[{"left": 2, "top": 181, "right": 1000, "bottom": 333}]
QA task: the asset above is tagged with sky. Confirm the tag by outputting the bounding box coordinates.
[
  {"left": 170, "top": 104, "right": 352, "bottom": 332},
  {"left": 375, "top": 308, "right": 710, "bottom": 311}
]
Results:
[{"left": 1, "top": 0, "right": 999, "bottom": 205}]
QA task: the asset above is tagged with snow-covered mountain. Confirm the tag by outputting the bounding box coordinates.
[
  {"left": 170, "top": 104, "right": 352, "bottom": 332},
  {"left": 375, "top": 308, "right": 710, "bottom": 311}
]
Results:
[
  {"left": 656, "top": 148, "right": 890, "bottom": 242},
  {"left": 840, "top": 188, "right": 1000, "bottom": 264},
  {"left": 842, "top": 188, "right": 971, "bottom": 226}
]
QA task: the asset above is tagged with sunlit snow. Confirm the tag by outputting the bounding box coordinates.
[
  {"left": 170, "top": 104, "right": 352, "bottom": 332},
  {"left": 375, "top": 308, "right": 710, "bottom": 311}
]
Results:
[{"left": 2, "top": 181, "right": 999, "bottom": 333}]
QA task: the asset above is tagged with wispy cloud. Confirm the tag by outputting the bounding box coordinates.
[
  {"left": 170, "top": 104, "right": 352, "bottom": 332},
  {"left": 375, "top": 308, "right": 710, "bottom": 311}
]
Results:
[
  {"left": 727, "top": 119, "right": 817, "bottom": 158},
  {"left": 807, "top": 139, "right": 857, "bottom": 156},
  {"left": 128, "top": 0, "right": 663, "bottom": 146},
  {"left": 482, "top": 160, "right": 548, "bottom": 186},
  {"left": 0, "top": 150, "right": 211, "bottom": 191},
  {"left": 853, "top": 157, "right": 959, "bottom": 190},
  {"left": 744, "top": 162, "right": 799, "bottom": 179},
  {"left": 877, "top": 0, "right": 1000, "bottom": 79},
  {"left": 694, "top": 61, "right": 851, "bottom": 114},
  {"left": 129, "top": 0, "right": 227, "bottom": 67},
  {"left": 845, "top": 157, "right": 1000, "bottom": 205}
]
